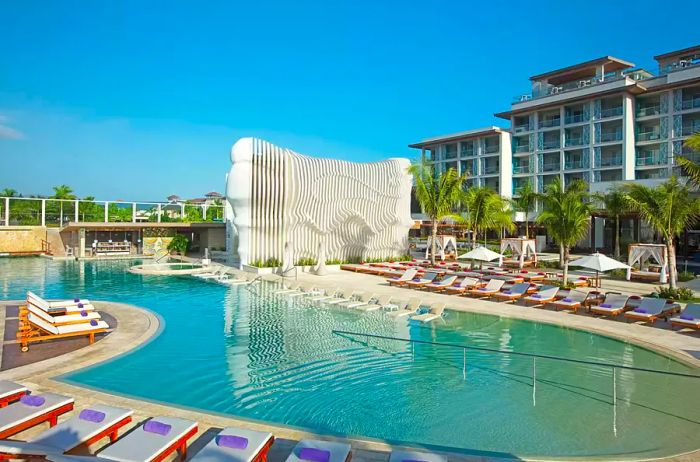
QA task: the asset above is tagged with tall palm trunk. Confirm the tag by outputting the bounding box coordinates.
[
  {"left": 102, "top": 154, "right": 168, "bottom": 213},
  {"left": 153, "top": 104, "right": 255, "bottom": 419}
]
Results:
[
  {"left": 524, "top": 217, "right": 529, "bottom": 238},
  {"left": 559, "top": 243, "right": 565, "bottom": 268},
  {"left": 667, "top": 237, "right": 677, "bottom": 289},
  {"left": 430, "top": 219, "right": 438, "bottom": 265},
  {"left": 562, "top": 246, "right": 570, "bottom": 285},
  {"left": 614, "top": 215, "right": 621, "bottom": 260}
]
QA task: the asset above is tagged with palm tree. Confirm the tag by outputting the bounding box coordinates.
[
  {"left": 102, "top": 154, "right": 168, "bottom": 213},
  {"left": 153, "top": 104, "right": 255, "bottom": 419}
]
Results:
[
  {"left": 52, "top": 185, "right": 76, "bottom": 226},
  {"left": 536, "top": 180, "right": 593, "bottom": 283},
  {"left": 594, "top": 187, "right": 628, "bottom": 260},
  {"left": 409, "top": 162, "right": 466, "bottom": 264},
  {"left": 462, "top": 187, "right": 515, "bottom": 249},
  {"left": 510, "top": 180, "right": 540, "bottom": 238},
  {"left": 1, "top": 188, "right": 17, "bottom": 197},
  {"left": 675, "top": 133, "right": 700, "bottom": 187},
  {"left": 623, "top": 177, "right": 700, "bottom": 288}
]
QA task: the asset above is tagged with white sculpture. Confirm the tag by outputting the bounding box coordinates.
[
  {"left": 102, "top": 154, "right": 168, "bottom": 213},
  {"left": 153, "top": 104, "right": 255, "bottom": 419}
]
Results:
[{"left": 226, "top": 137, "right": 413, "bottom": 266}]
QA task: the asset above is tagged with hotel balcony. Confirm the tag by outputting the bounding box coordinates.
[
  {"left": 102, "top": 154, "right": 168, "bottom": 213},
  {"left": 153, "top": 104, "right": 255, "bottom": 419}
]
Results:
[
  {"left": 539, "top": 117, "right": 561, "bottom": 129},
  {"left": 599, "top": 129, "right": 623, "bottom": 143},
  {"left": 636, "top": 151, "right": 666, "bottom": 167},
  {"left": 681, "top": 96, "right": 700, "bottom": 111},
  {"left": 564, "top": 149, "right": 588, "bottom": 170},
  {"left": 460, "top": 141, "right": 475, "bottom": 157},
  {"left": 565, "top": 135, "right": 584, "bottom": 147},
  {"left": 636, "top": 168, "right": 669, "bottom": 180},
  {"left": 513, "top": 115, "right": 534, "bottom": 133},
  {"left": 541, "top": 160, "right": 561, "bottom": 173},
  {"left": 513, "top": 143, "right": 530, "bottom": 154},
  {"left": 513, "top": 164, "right": 530, "bottom": 174},
  {"left": 637, "top": 129, "right": 663, "bottom": 142},
  {"left": 483, "top": 164, "right": 500, "bottom": 175},
  {"left": 598, "top": 154, "right": 623, "bottom": 168},
  {"left": 600, "top": 106, "right": 623, "bottom": 118},
  {"left": 564, "top": 113, "right": 587, "bottom": 125},
  {"left": 636, "top": 104, "right": 661, "bottom": 118}
]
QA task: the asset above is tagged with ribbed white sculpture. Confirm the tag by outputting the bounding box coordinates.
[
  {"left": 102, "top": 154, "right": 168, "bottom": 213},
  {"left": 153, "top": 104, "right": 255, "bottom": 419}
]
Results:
[{"left": 226, "top": 137, "right": 413, "bottom": 266}]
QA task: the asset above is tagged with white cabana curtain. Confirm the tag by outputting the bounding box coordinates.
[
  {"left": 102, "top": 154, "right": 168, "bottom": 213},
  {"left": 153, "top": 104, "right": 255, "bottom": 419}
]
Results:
[
  {"left": 626, "top": 244, "right": 668, "bottom": 283},
  {"left": 425, "top": 235, "right": 457, "bottom": 261},
  {"left": 500, "top": 238, "right": 537, "bottom": 268}
]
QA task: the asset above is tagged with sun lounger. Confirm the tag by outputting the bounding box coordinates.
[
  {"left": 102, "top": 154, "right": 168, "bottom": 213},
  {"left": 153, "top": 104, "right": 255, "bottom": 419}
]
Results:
[
  {"left": 443, "top": 277, "right": 482, "bottom": 295},
  {"left": 17, "top": 312, "right": 109, "bottom": 352},
  {"left": 355, "top": 294, "right": 392, "bottom": 312},
  {"left": 522, "top": 286, "right": 560, "bottom": 306},
  {"left": 467, "top": 279, "right": 506, "bottom": 298},
  {"left": 0, "top": 382, "right": 27, "bottom": 408},
  {"left": 0, "top": 405, "right": 133, "bottom": 456},
  {"left": 307, "top": 288, "right": 340, "bottom": 302},
  {"left": 285, "top": 285, "right": 321, "bottom": 298},
  {"left": 386, "top": 268, "right": 419, "bottom": 286},
  {"left": 423, "top": 276, "right": 458, "bottom": 292},
  {"left": 492, "top": 283, "right": 532, "bottom": 302},
  {"left": 548, "top": 289, "right": 589, "bottom": 312},
  {"left": 325, "top": 291, "right": 357, "bottom": 305},
  {"left": 387, "top": 298, "right": 422, "bottom": 318},
  {"left": 190, "top": 427, "right": 274, "bottom": 462},
  {"left": 23, "top": 304, "right": 101, "bottom": 326},
  {"left": 629, "top": 270, "right": 662, "bottom": 282},
  {"left": 624, "top": 297, "right": 675, "bottom": 324},
  {"left": 670, "top": 303, "right": 700, "bottom": 330},
  {"left": 389, "top": 450, "right": 446, "bottom": 462},
  {"left": 339, "top": 293, "right": 375, "bottom": 309},
  {"left": 27, "top": 291, "right": 91, "bottom": 311},
  {"left": 340, "top": 264, "right": 365, "bottom": 273},
  {"left": 590, "top": 294, "right": 630, "bottom": 317},
  {"left": 518, "top": 271, "right": 546, "bottom": 282},
  {"left": 285, "top": 439, "right": 351, "bottom": 462},
  {"left": 404, "top": 272, "right": 438, "bottom": 289},
  {"left": 0, "top": 392, "right": 74, "bottom": 439},
  {"left": 411, "top": 303, "right": 446, "bottom": 322},
  {"left": 194, "top": 267, "right": 228, "bottom": 280}
]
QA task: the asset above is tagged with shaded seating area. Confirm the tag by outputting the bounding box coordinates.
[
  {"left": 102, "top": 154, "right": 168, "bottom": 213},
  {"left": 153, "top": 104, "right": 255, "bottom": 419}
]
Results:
[
  {"left": 500, "top": 238, "right": 537, "bottom": 268},
  {"left": 626, "top": 243, "right": 669, "bottom": 283}
]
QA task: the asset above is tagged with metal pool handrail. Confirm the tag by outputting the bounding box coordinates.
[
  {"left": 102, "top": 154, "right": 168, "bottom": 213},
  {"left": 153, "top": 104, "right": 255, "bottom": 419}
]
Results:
[{"left": 331, "top": 330, "right": 700, "bottom": 379}]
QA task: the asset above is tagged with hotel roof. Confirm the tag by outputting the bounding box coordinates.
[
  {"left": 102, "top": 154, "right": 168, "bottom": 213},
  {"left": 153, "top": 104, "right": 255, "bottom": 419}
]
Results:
[
  {"left": 529, "top": 56, "right": 635, "bottom": 84},
  {"left": 654, "top": 45, "right": 700, "bottom": 61},
  {"left": 408, "top": 126, "right": 507, "bottom": 149}
]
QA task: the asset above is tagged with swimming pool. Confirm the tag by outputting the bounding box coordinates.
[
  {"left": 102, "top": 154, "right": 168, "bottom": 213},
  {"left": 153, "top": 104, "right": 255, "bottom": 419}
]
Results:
[{"left": 2, "top": 258, "right": 699, "bottom": 459}]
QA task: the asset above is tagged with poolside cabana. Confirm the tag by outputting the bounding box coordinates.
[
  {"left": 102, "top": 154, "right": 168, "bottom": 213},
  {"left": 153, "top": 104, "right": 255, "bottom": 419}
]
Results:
[
  {"left": 626, "top": 243, "right": 669, "bottom": 283},
  {"left": 425, "top": 235, "right": 457, "bottom": 261},
  {"left": 500, "top": 237, "right": 537, "bottom": 269}
]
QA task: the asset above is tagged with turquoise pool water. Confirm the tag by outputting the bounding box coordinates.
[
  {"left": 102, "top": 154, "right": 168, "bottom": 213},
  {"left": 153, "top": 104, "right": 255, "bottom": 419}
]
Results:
[{"left": 2, "top": 258, "right": 699, "bottom": 459}]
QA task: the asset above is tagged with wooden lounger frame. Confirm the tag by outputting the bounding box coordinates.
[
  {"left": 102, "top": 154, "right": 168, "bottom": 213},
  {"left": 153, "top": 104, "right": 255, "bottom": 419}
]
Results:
[
  {"left": 0, "top": 402, "right": 74, "bottom": 439},
  {"left": 0, "top": 390, "right": 28, "bottom": 409},
  {"left": 253, "top": 435, "right": 276, "bottom": 462},
  {"left": 16, "top": 311, "right": 106, "bottom": 352},
  {"left": 152, "top": 424, "right": 198, "bottom": 462}
]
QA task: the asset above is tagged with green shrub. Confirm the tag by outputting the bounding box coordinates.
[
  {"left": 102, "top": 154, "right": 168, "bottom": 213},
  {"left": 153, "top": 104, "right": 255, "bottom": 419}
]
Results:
[
  {"left": 655, "top": 286, "right": 694, "bottom": 301},
  {"left": 608, "top": 268, "right": 627, "bottom": 279},
  {"left": 167, "top": 234, "right": 190, "bottom": 255},
  {"left": 678, "top": 271, "right": 696, "bottom": 282},
  {"left": 325, "top": 258, "right": 343, "bottom": 265},
  {"left": 264, "top": 257, "right": 280, "bottom": 268},
  {"left": 295, "top": 257, "right": 317, "bottom": 266}
]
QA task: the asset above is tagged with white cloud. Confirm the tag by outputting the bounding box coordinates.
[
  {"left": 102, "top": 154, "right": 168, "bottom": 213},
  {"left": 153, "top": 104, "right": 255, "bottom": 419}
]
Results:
[{"left": 0, "top": 115, "right": 24, "bottom": 140}]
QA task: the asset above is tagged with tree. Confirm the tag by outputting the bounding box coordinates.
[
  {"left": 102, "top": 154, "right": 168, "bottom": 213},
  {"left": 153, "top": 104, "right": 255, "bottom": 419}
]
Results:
[
  {"left": 461, "top": 187, "right": 515, "bottom": 248},
  {"left": 167, "top": 234, "right": 190, "bottom": 255},
  {"left": 536, "top": 180, "right": 593, "bottom": 283},
  {"left": 510, "top": 180, "right": 540, "bottom": 238},
  {"left": 593, "top": 187, "right": 628, "bottom": 260},
  {"left": 51, "top": 185, "right": 76, "bottom": 226},
  {"left": 623, "top": 177, "right": 700, "bottom": 288},
  {"left": 1, "top": 188, "right": 17, "bottom": 197},
  {"left": 408, "top": 161, "right": 466, "bottom": 264},
  {"left": 674, "top": 133, "right": 700, "bottom": 187}
]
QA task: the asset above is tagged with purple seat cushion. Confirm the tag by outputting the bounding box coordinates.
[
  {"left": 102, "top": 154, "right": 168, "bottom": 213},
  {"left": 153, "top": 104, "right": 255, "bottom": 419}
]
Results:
[
  {"left": 562, "top": 298, "right": 573, "bottom": 303},
  {"left": 633, "top": 308, "right": 647, "bottom": 314},
  {"left": 90, "top": 319, "right": 98, "bottom": 327},
  {"left": 600, "top": 303, "right": 612, "bottom": 308},
  {"left": 79, "top": 409, "right": 106, "bottom": 423},
  {"left": 531, "top": 294, "right": 541, "bottom": 299},
  {"left": 502, "top": 290, "right": 512, "bottom": 295},
  {"left": 299, "top": 448, "right": 331, "bottom": 462},
  {"left": 74, "top": 298, "right": 80, "bottom": 303},
  {"left": 80, "top": 310, "right": 88, "bottom": 317},
  {"left": 77, "top": 303, "right": 84, "bottom": 308},
  {"left": 217, "top": 435, "right": 249, "bottom": 449},
  {"left": 680, "top": 314, "right": 695, "bottom": 321},
  {"left": 143, "top": 420, "right": 171, "bottom": 436},
  {"left": 477, "top": 288, "right": 487, "bottom": 291},
  {"left": 20, "top": 395, "right": 45, "bottom": 407}
]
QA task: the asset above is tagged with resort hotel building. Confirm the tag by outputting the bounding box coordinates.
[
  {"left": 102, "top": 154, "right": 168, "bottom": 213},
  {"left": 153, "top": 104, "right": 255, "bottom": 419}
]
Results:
[{"left": 410, "top": 45, "right": 700, "bottom": 251}]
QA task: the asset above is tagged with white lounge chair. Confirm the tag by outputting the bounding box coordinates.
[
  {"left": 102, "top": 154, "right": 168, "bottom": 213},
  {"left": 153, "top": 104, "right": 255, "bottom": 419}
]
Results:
[
  {"left": 285, "top": 439, "right": 352, "bottom": 462},
  {"left": 193, "top": 266, "right": 227, "bottom": 280},
  {"left": 411, "top": 303, "right": 446, "bottom": 322},
  {"left": 590, "top": 294, "right": 630, "bottom": 317},
  {"left": 0, "top": 382, "right": 27, "bottom": 408},
  {"left": 624, "top": 297, "right": 675, "bottom": 324},
  {"left": 549, "top": 289, "right": 589, "bottom": 312},
  {"left": 18, "top": 313, "right": 109, "bottom": 352},
  {"left": 492, "top": 282, "right": 532, "bottom": 303},
  {"left": 522, "top": 286, "right": 559, "bottom": 306},
  {"left": 339, "top": 292, "right": 375, "bottom": 309},
  {"left": 467, "top": 279, "right": 505, "bottom": 298},
  {"left": 27, "top": 291, "right": 91, "bottom": 310},
  {"left": 325, "top": 290, "right": 358, "bottom": 306},
  {"left": 443, "top": 277, "right": 482, "bottom": 295},
  {"left": 355, "top": 294, "right": 393, "bottom": 312},
  {"left": 307, "top": 288, "right": 340, "bottom": 303},
  {"left": 389, "top": 450, "right": 446, "bottom": 462},
  {"left": 273, "top": 283, "right": 301, "bottom": 295},
  {"left": 386, "top": 268, "right": 419, "bottom": 286},
  {"left": 24, "top": 304, "right": 101, "bottom": 326},
  {"left": 404, "top": 272, "right": 439, "bottom": 289},
  {"left": 0, "top": 405, "right": 133, "bottom": 456},
  {"left": 670, "top": 303, "right": 700, "bottom": 330},
  {"left": 190, "top": 426, "right": 274, "bottom": 462},
  {"left": 424, "top": 276, "right": 458, "bottom": 292},
  {"left": 387, "top": 298, "right": 422, "bottom": 318},
  {"left": 0, "top": 393, "right": 74, "bottom": 440}
]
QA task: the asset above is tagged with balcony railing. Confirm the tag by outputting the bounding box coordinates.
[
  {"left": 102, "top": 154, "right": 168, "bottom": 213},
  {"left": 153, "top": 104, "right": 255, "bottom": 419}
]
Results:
[
  {"left": 636, "top": 155, "right": 666, "bottom": 166},
  {"left": 637, "top": 130, "right": 662, "bottom": 142},
  {"left": 565, "top": 136, "right": 584, "bottom": 147},
  {"left": 460, "top": 148, "right": 475, "bottom": 157},
  {"left": 681, "top": 124, "right": 700, "bottom": 137},
  {"left": 599, "top": 130, "right": 623, "bottom": 142},
  {"left": 541, "top": 140, "right": 561, "bottom": 150},
  {"left": 513, "top": 164, "right": 530, "bottom": 174},
  {"left": 445, "top": 152, "right": 458, "bottom": 159},
  {"left": 513, "top": 124, "right": 533, "bottom": 133},
  {"left": 484, "top": 145, "right": 499, "bottom": 154},
  {"left": 564, "top": 159, "right": 586, "bottom": 169},
  {"left": 598, "top": 155, "right": 623, "bottom": 167},
  {"left": 539, "top": 118, "right": 561, "bottom": 128},
  {"left": 564, "top": 114, "right": 587, "bottom": 125},
  {"left": 600, "top": 106, "right": 623, "bottom": 118},
  {"left": 681, "top": 97, "right": 700, "bottom": 111},
  {"left": 513, "top": 72, "right": 627, "bottom": 103},
  {"left": 636, "top": 105, "right": 661, "bottom": 117},
  {"left": 483, "top": 165, "right": 500, "bottom": 175},
  {"left": 513, "top": 143, "right": 530, "bottom": 153},
  {"left": 541, "top": 162, "right": 561, "bottom": 172}
]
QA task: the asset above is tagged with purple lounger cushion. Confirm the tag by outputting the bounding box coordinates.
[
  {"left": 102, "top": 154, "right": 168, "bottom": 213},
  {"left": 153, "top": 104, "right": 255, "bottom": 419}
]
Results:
[
  {"left": 143, "top": 420, "right": 171, "bottom": 436},
  {"left": 74, "top": 298, "right": 80, "bottom": 303},
  {"left": 20, "top": 395, "right": 45, "bottom": 407},
  {"left": 299, "top": 448, "right": 331, "bottom": 462},
  {"left": 79, "top": 409, "right": 106, "bottom": 423},
  {"left": 599, "top": 303, "right": 612, "bottom": 308},
  {"left": 531, "top": 294, "right": 542, "bottom": 298},
  {"left": 90, "top": 319, "right": 98, "bottom": 327},
  {"left": 80, "top": 310, "right": 88, "bottom": 317},
  {"left": 478, "top": 288, "right": 487, "bottom": 291},
  {"left": 502, "top": 290, "right": 512, "bottom": 295},
  {"left": 562, "top": 298, "right": 573, "bottom": 303},
  {"left": 78, "top": 303, "right": 84, "bottom": 308},
  {"left": 633, "top": 308, "right": 647, "bottom": 314},
  {"left": 680, "top": 314, "right": 695, "bottom": 321},
  {"left": 217, "top": 435, "right": 249, "bottom": 449}
]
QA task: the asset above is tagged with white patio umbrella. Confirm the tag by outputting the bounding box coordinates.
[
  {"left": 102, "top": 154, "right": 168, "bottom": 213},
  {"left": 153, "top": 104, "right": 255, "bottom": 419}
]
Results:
[
  {"left": 568, "top": 252, "right": 631, "bottom": 288},
  {"left": 458, "top": 246, "right": 504, "bottom": 267}
]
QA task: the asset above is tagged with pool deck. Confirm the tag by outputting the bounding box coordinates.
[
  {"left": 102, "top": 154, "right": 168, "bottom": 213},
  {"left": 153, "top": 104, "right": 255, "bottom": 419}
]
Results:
[{"left": 0, "top": 268, "right": 699, "bottom": 461}]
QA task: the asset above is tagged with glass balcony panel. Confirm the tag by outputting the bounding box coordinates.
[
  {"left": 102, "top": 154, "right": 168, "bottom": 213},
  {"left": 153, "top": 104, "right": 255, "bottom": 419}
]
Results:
[
  {"left": 564, "top": 113, "right": 587, "bottom": 124},
  {"left": 599, "top": 155, "right": 622, "bottom": 167},
  {"left": 513, "top": 164, "right": 530, "bottom": 174},
  {"left": 542, "top": 162, "right": 561, "bottom": 172},
  {"left": 539, "top": 118, "right": 561, "bottom": 128},
  {"left": 600, "top": 106, "right": 623, "bottom": 118},
  {"left": 681, "top": 123, "right": 700, "bottom": 136},
  {"left": 542, "top": 139, "right": 561, "bottom": 150},
  {"left": 565, "top": 137, "right": 584, "bottom": 147},
  {"left": 636, "top": 105, "right": 661, "bottom": 117},
  {"left": 637, "top": 130, "right": 662, "bottom": 141},
  {"left": 599, "top": 130, "right": 622, "bottom": 142}
]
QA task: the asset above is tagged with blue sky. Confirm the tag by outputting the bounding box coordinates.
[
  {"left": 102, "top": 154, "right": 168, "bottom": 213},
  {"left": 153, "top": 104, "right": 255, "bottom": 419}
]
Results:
[{"left": 0, "top": 1, "right": 697, "bottom": 201}]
